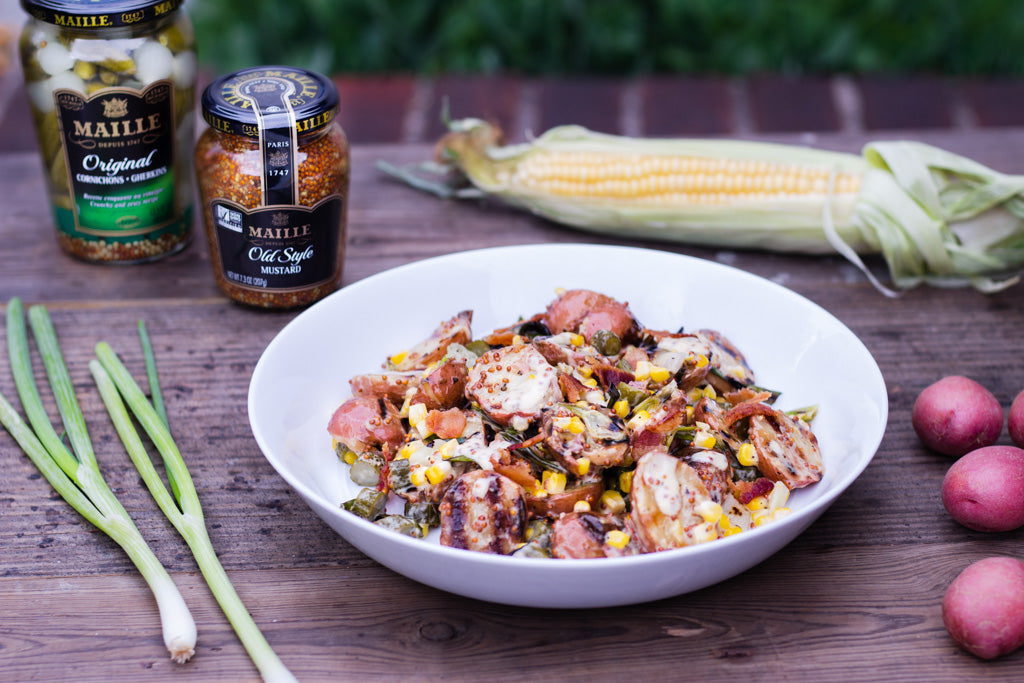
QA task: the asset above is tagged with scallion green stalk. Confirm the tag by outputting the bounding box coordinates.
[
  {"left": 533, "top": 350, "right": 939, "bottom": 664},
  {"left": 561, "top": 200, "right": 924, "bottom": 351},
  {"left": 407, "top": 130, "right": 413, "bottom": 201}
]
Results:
[
  {"left": 1, "top": 298, "right": 196, "bottom": 663},
  {"left": 94, "top": 342, "right": 296, "bottom": 683}
]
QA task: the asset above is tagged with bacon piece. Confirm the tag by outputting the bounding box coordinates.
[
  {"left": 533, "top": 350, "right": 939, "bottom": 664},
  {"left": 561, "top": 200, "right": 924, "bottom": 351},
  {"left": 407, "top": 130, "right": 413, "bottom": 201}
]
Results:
[
  {"left": 424, "top": 407, "right": 467, "bottom": 440},
  {"left": 730, "top": 477, "right": 775, "bottom": 505}
]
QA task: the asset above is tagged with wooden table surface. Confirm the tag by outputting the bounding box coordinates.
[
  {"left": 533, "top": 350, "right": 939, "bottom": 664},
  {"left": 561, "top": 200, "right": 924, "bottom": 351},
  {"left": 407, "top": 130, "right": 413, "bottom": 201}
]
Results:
[{"left": 2, "top": 128, "right": 1024, "bottom": 682}]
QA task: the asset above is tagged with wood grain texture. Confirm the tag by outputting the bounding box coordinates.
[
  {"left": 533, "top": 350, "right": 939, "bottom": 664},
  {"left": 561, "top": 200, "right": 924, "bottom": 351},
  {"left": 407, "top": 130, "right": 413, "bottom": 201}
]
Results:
[{"left": 2, "top": 130, "right": 1024, "bottom": 680}]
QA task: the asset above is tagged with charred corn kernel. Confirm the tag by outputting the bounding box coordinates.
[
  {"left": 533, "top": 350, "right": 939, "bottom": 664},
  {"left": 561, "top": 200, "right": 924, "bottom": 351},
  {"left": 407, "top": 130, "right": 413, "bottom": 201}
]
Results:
[
  {"left": 768, "top": 481, "right": 790, "bottom": 509},
  {"left": 613, "top": 398, "right": 630, "bottom": 418},
  {"left": 696, "top": 500, "right": 723, "bottom": 524},
  {"left": 567, "top": 416, "right": 586, "bottom": 434},
  {"left": 695, "top": 430, "right": 717, "bottom": 450},
  {"left": 628, "top": 409, "right": 651, "bottom": 429},
  {"left": 573, "top": 500, "right": 592, "bottom": 513},
  {"left": 634, "top": 360, "right": 653, "bottom": 380},
  {"left": 746, "top": 495, "right": 768, "bottom": 511},
  {"left": 600, "top": 489, "right": 626, "bottom": 514},
  {"left": 582, "top": 376, "right": 598, "bottom": 388},
  {"left": 605, "top": 529, "right": 631, "bottom": 549},
  {"left": 578, "top": 365, "right": 594, "bottom": 379},
  {"left": 570, "top": 333, "right": 585, "bottom": 347},
  {"left": 426, "top": 463, "right": 449, "bottom": 486},
  {"left": 702, "top": 385, "right": 717, "bottom": 399},
  {"left": 649, "top": 365, "right": 671, "bottom": 383},
  {"left": 390, "top": 350, "right": 409, "bottom": 366},
  {"left": 410, "top": 469, "right": 427, "bottom": 487},
  {"left": 685, "top": 405, "right": 695, "bottom": 422},
  {"left": 737, "top": 442, "right": 758, "bottom": 467},
  {"left": 693, "top": 353, "right": 710, "bottom": 369},
  {"left": 576, "top": 458, "right": 591, "bottom": 476},
  {"left": 542, "top": 470, "right": 567, "bottom": 494},
  {"left": 619, "top": 470, "right": 633, "bottom": 493}
]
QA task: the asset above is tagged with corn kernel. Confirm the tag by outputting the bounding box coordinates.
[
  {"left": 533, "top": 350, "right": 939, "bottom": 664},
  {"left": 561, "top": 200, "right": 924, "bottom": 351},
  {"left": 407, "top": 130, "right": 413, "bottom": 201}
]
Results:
[
  {"left": 390, "top": 350, "right": 409, "bottom": 366},
  {"left": 570, "top": 334, "right": 584, "bottom": 347},
  {"left": 695, "top": 430, "right": 716, "bottom": 450},
  {"left": 573, "top": 500, "right": 591, "bottom": 513},
  {"left": 605, "top": 530, "right": 631, "bottom": 549},
  {"left": 426, "top": 463, "right": 447, "bottom": 486},
  {"left": 399, "top": 443, "right": 416, "bottom": 459},
  {"left": 628, "top": 409, "right": 651, "bottom": 429},
  {"left": 634, "top": 360, "right": 652, "bottom": 380},
  {"left": 408, "top": 402, "right": 427, "bottom": 427},
  {"left": 567, "top": 416, "right": 586, "bottom": 434},
  {"left": 512, "top": 334, "right": 526, "bottom": 347},
  {"left": 649, "top": 365, "right": 671, "bottom": 383},
  {"left": 691, "top": 522, "right": 717, "bottom": 544},
  {"left": 410, "top": 469, "right": 427, "bottom": 487},
  {"left": 723, "top": 526, "right": 742, "bottom": 537},
  {"left": 702, "top": 385, "right": 717, "bottom": 399},
  {"left": 718, "top": 513, "right": 733, "bottom": 530},
  {"left": 694, "top": 353, "right": 710, "bottom": 369},
  {"left": 746, "top": 495, "right": 768, "bottom": 511},
  {"left": 613, "top": 399, "right": 630, "bottom": 418},
  {"left": 576, "top": 458, "right": 591, "bottom": 476},
  {"left": 542, "top": 470, "right": 567, "bottom": 494},
  {"left": 582, "top": 377, "right": 598, "bottom": 388},
  {"left": 619, "top": 470, "right": 633, "bottom": 493},
  {"left": 437, "top": 439, "right": 458, "bottom": 459},
  {"left": 578, "top": 365, "right": 594, "bottom": 379},
  {"left": 773, "top": 507, "right": 792, "bottom": 521},
  {"left": 600, "top": 490, "right": 626, "bottom": 514},
  {"left": 768, "top": 481, "right": 790, "bottom": 509},
  {"left": 696, "top": 500, "right": 723, "bottom": 524},
  {"left": 342, "top": 450, "right": 357, "bottom": 465},
  {"left": 737, "top": 442, "right": 758, "bottom": 467}
]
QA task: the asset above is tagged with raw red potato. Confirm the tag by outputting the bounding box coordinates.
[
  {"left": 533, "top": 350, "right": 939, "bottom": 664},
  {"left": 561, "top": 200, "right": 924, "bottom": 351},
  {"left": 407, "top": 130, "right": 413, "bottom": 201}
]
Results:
[
  {"left": 941, "top": 445, "right": 1024, "bottom": 532},
  {"left": 1010, "top": 390, "right": 1024, "bottom": 448},
  {"left": 943, "top": 557, "right": 1024, "bottom": 659},
  {"left": 912, "top": 376, "right": 1002, "bottom": 457}
]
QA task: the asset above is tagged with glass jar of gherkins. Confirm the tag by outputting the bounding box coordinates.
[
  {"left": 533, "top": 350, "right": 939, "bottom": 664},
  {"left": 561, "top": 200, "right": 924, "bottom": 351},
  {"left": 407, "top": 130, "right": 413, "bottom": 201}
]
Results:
[{"left": 18, "top": 0, "right": 196, "bottom": 263}]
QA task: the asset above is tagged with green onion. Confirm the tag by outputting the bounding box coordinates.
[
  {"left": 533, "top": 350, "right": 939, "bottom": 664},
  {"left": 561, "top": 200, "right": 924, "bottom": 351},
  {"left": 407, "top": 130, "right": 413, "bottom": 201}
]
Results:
[
  {"left": 93, "top": 341, "right": 297, "bottom": 683},
  {"left": 1, "top": 298, "right": 197, "bottom": 663},
  {"left": 381, "top": 119, "right": 1024, "bottom": 295}
]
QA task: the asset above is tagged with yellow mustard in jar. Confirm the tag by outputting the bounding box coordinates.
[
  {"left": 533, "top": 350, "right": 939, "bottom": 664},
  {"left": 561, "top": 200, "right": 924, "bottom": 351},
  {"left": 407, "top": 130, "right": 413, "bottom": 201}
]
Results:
[
  {"left": 195, "top": 66, "right": 350, "bottom": 309},
  {"left": 18, "top": 0, "right": 196, "bottom": 263}
]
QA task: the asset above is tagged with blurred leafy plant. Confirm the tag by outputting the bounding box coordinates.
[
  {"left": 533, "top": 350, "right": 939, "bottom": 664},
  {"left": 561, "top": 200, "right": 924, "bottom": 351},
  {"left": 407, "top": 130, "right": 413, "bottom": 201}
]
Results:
[{"left": 188, "top": 0, "right": 1024, "bottom": 76}]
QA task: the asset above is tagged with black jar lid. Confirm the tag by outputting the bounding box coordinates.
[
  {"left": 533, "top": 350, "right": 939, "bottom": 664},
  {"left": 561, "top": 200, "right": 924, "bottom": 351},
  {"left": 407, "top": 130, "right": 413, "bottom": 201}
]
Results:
[
  {"left": 21, "top": 0, "right": 184, "bottom": 28},
  {"left": 201, "top": 66, "right": 340, "bottom": 138}
]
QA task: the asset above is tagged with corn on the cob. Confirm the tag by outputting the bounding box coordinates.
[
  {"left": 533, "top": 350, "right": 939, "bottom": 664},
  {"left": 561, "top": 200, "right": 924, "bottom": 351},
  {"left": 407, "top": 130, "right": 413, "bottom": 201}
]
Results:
[{"left": 379, "top": 118, "right": 1024, "bottom": 293}]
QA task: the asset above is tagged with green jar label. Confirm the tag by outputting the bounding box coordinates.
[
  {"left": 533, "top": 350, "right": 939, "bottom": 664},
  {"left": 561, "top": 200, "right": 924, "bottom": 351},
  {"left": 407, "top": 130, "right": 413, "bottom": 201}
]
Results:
[{"left": 53, "top": 80, "right": 176, "bottom": 236}]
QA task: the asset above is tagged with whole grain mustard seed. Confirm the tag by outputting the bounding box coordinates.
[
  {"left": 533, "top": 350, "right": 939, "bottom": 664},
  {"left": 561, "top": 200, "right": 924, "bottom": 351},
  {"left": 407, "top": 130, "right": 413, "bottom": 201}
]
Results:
[{"left": 195, "top": 66, "right": 350, "bottom": 309}]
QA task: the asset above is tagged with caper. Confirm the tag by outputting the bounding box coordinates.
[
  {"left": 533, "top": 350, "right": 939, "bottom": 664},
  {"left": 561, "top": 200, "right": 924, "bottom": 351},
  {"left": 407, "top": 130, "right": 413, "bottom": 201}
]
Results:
[{"left": 591, "top": 330, "right": 621, "bottom": 356}]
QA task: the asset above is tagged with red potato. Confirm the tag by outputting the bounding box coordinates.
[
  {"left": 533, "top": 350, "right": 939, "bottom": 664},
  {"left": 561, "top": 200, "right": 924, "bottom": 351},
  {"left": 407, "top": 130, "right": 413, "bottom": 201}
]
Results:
[
  {"left": 912, "top": 376, "right": 1002, "bottom": 457},
  {"left": 942, "top": 446, "right": 1024, "bottom": 532},
  {"left": 943, "top": 557, "right": 1024, "bottom": 659},
  {"left": 1010, "top": 390, "right": 1024, "bottom": 448}
]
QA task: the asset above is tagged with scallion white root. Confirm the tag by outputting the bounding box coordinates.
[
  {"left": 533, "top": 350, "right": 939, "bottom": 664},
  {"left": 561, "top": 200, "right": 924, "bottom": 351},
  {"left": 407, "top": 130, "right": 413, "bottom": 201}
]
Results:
[
  {"left": 1, "top": 298, "right": 197, "bottom": 663},
  {"left": 94, "top": 342, "right": 297, "bottom": 683}
]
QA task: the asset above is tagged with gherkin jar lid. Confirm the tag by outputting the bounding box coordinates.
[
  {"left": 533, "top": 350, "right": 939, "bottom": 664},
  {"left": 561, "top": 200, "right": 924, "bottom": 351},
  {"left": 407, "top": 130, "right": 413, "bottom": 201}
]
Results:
[
  {"left": 20, "top": 0, "right": 185, "bottom": 27},
  {"left": 201, "top": 66, "right": 340, "bottom": 138}
]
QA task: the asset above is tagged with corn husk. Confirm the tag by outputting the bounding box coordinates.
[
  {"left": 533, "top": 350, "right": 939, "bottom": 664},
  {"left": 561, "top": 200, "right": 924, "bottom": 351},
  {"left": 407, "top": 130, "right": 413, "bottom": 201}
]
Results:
[{"left": 379, "top": 118, "right": 1024, "bottom": 295}]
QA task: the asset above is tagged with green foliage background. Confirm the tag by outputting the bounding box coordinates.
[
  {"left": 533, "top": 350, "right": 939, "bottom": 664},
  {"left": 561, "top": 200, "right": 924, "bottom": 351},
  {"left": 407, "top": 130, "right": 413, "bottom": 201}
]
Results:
[{"left": 189, "top": 0, "right": 1024, "bottom": 77}]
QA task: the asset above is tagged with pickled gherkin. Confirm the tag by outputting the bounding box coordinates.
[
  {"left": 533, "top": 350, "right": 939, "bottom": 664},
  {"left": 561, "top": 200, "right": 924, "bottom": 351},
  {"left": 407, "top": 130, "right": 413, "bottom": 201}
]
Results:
[{"left": 18, "top": 0, "right": 197, "bottom": 263}]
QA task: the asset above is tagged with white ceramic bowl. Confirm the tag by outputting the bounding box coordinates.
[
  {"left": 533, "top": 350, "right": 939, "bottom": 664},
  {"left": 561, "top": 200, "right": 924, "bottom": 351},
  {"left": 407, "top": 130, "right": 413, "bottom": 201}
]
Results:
[{"left": 249, "top": 244, "right": 887, "bottom": 608}]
